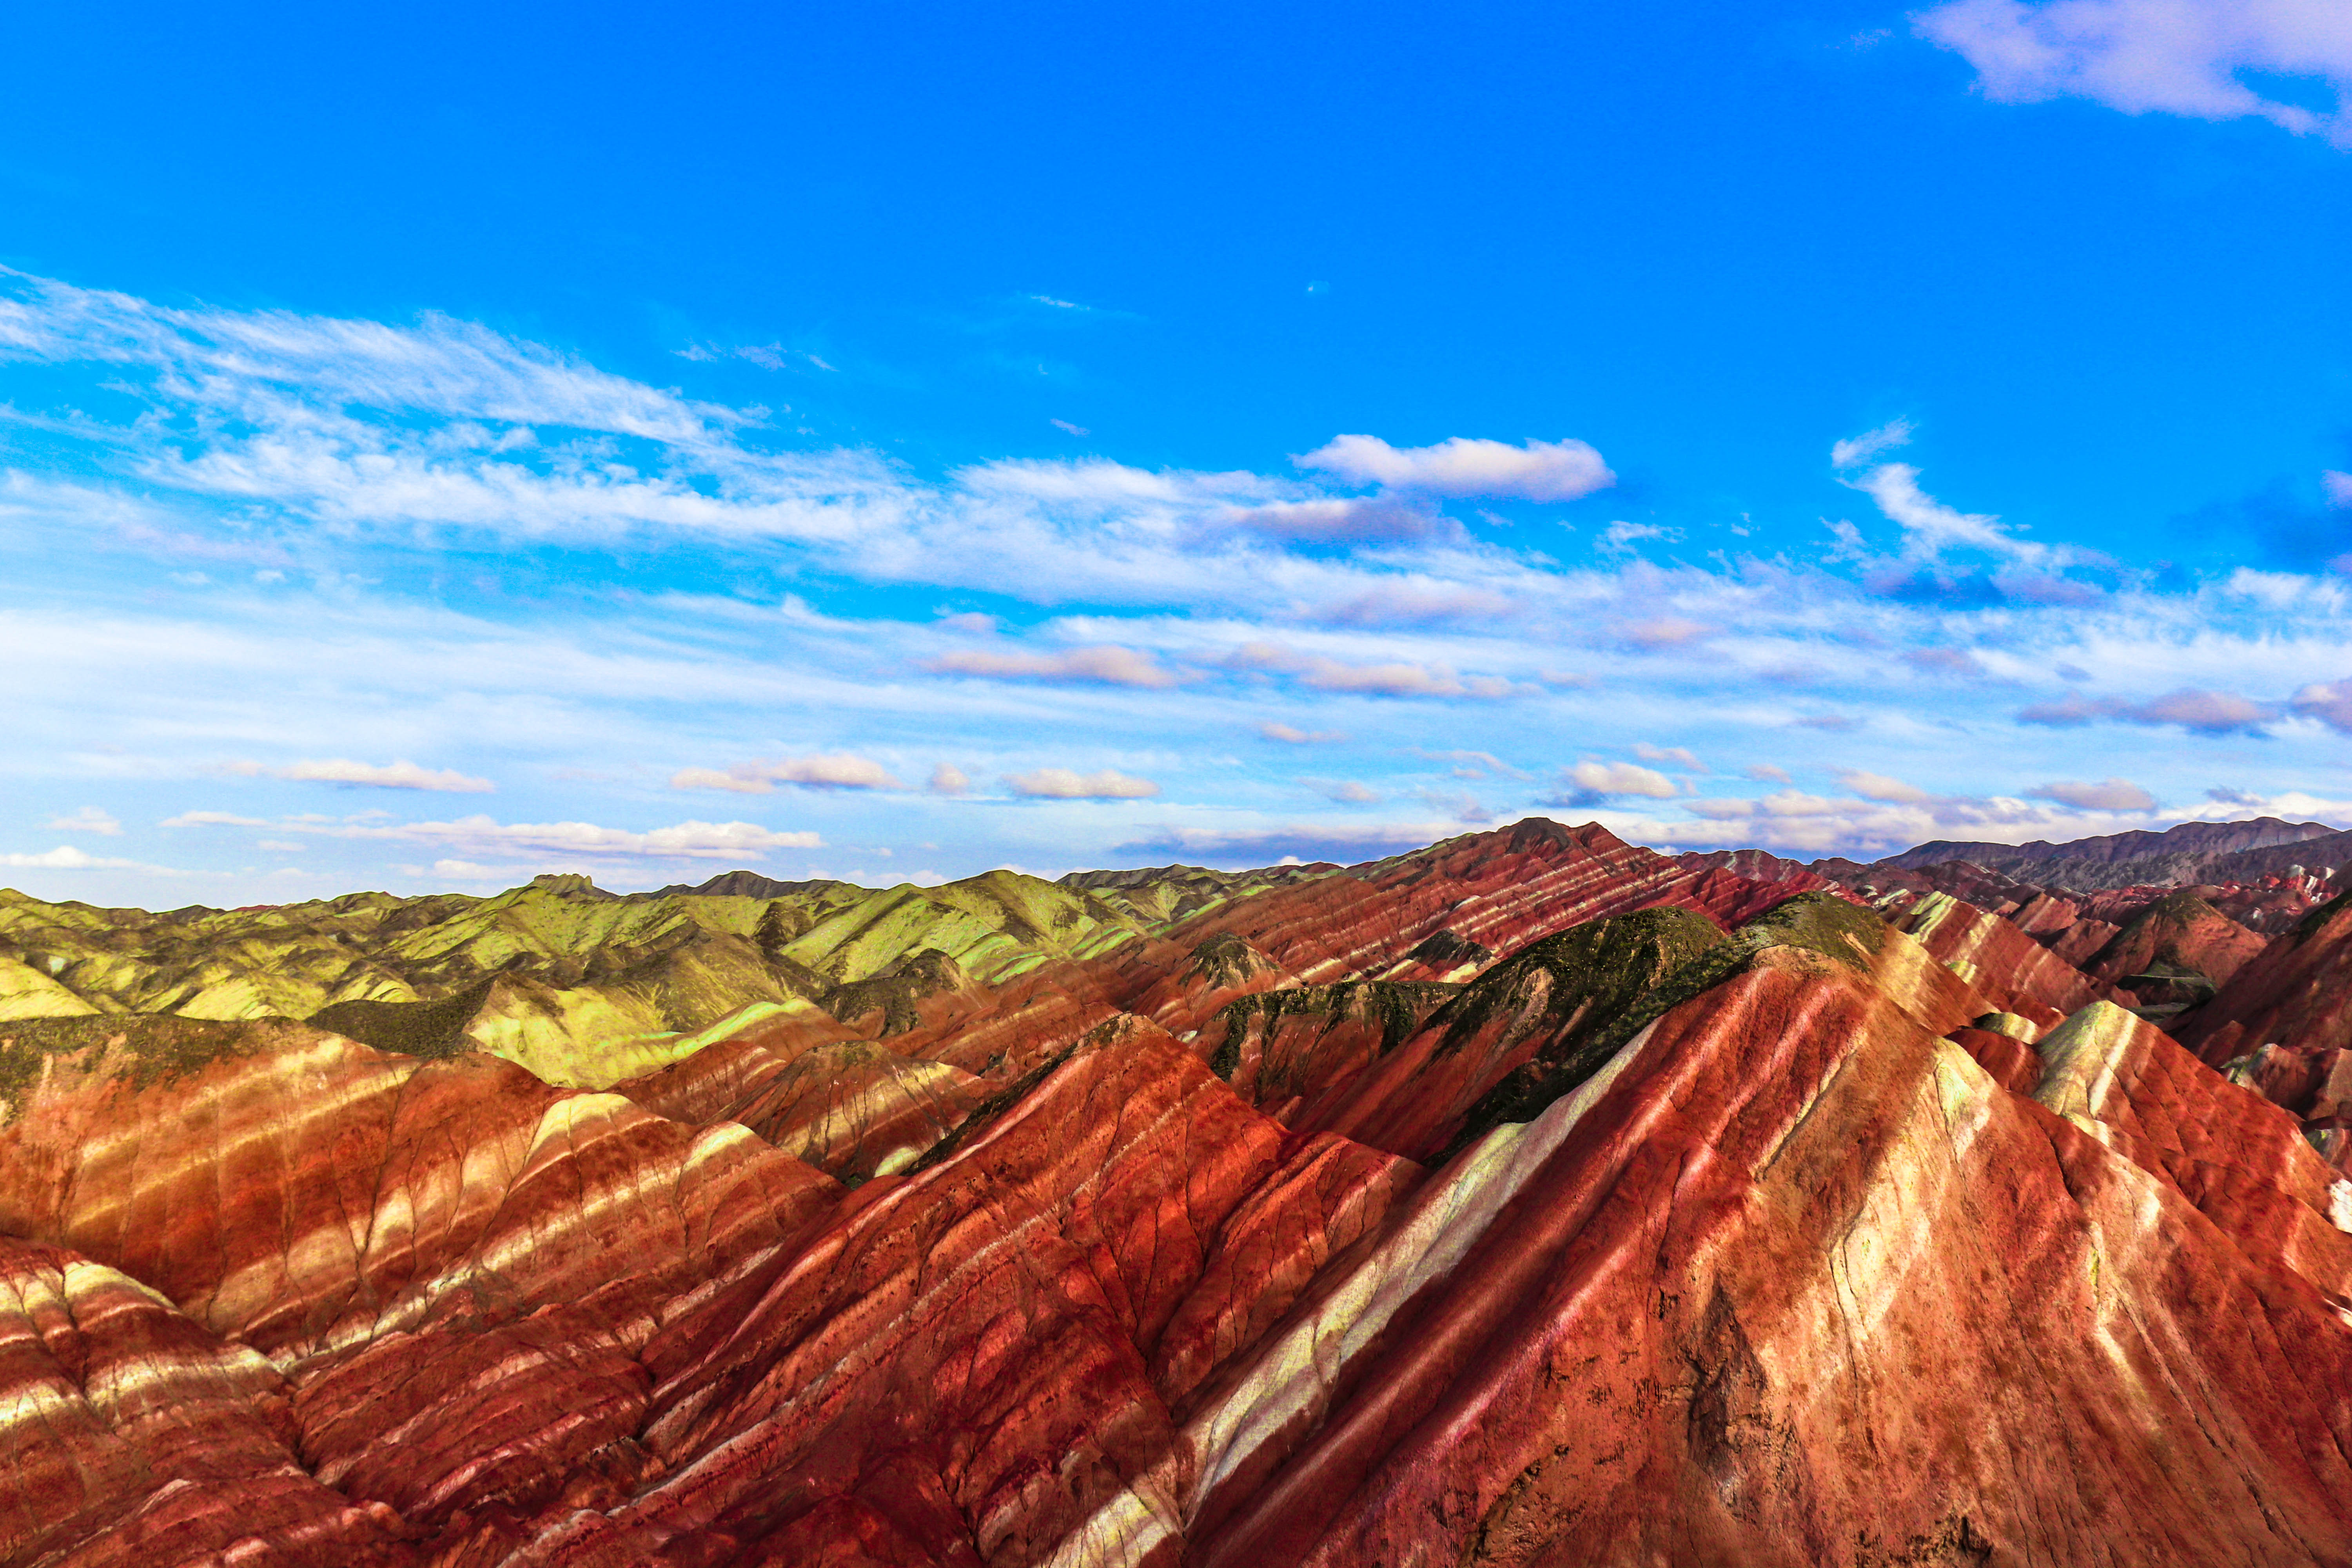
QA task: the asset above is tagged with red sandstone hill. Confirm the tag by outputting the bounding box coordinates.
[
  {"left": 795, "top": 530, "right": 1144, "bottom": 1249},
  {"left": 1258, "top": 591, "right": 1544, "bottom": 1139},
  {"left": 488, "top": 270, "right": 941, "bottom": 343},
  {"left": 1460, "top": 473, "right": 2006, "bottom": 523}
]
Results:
[{"left": 2, "top": 819, "right": 2349, "bottom": 1568}]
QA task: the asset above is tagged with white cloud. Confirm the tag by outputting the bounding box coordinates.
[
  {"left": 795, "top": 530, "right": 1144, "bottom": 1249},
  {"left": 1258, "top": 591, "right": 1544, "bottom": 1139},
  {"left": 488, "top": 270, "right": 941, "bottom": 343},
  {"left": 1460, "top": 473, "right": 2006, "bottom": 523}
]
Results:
[
  {"left": 1312, "top": 780, "right": 1381, "bottom": 803},
  {"left": 1295, "top": 434, "right": 1615, "bottom": 501},
  {"left": 1312, "top": 582, "right": 1518, "bottom": 627},
  {"left": 1916, "top": 0, "right": 2352, "bottom": 146},
  {"left": 2020, "top": 686, "right": 2274, "bottom": 734},
  {"left": 1117, "top": 820, "right": 1463, "bottom": 864},
  {"left": 1228, "top": 641, "right": 1514, "bottom": 699},
  {"left": 1599, "top": 520, "right": 1678, "bottom": 553},
  {"left": 1846, "top": 463, "right": 2036, "bottom": 562},
  {"left": 1420, "top": 748, "right": 1529, "bottom": 780},
  {"left": 1566, "top": 761, "right": 1678, "bottom": 799},
  {"left": 1836, "top": 769, "right": 1933, "bottom": 804},
  {"left": 922, "top": 644, "right": 1182, "bottom": 688},
  {"left": 1633, "top": 743, "right": 1707, "bottom": 772},
  {"left": 45, "top": 806, "right": 121, "bottom": 835},
  {"left": 670, "top": 754, "right": 905, "bottom": 792},
  {"left": 1258, "top": 722, "right": 1348, "bottom": 744},
  {"left": 1616, "top": 617, "right": 1715, "bottom": 650},
  {"left": 929, "top": 763, "right": 971, "bottom": 795},
  {"left": 280, "top": 758, "right": 495, "bottom": 792},
  {"left": 1831, "top": 419, "right": 1915, "bottom": 470},
  {"left": 171, "top": 808, "right": 818, "bottom": 860},
  {"left": 1743, "top": 764, "right": 1793, "bottom": 783},
  {"left": 2031, "top": 777, "right": 2158, "bottom": 809},
  {"left": 0, "top": 844, "right": 140, "bottom": 869},
  {"left": 1004, "top": 768, "right": 1160, "bottom": 799},
  {"left": 366, "top": 815, "right": 819, "bottom": 858},
  {"left": 2326, "top": 470, "right": 2352, "bottom": 506},
  {"left": 430, "top": 858, "right": 516, "bottom": 880}
]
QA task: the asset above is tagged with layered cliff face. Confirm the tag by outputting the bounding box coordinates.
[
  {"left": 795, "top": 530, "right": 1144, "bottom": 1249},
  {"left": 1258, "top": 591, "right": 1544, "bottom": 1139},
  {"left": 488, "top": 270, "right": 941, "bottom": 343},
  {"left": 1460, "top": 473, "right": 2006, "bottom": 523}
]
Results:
[{"left": 3, "top": 820, "right": 2349, "bottom": 1568}]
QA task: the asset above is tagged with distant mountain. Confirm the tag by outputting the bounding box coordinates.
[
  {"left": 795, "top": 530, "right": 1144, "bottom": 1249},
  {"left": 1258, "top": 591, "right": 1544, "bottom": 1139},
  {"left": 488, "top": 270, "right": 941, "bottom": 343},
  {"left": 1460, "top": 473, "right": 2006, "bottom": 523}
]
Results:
[
  {"left": 641, "top": 869, "right": 847, "bottom": 899},
  {"left": 1865, "top": 817, "right": 2351, "bottom": 894},
  {"left": 1883, "top": 817, "right": 2337, "bottom": 870}
]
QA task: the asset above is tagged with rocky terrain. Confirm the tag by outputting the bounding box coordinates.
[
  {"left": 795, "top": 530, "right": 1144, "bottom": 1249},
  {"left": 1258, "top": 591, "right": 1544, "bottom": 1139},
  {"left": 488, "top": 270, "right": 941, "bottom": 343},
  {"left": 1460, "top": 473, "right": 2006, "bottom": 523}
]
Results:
[{"left": 2, "top": 816, "right": 2350, "bottom": 1566}]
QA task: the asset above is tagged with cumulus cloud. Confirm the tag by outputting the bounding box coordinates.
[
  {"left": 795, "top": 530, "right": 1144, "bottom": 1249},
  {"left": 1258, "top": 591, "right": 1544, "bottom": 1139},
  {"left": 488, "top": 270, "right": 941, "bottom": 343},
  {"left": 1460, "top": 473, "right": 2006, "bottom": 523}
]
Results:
[
  {"left": 1295, "top": 434, "right": 1615, "bottom": 501},
  {"left": 1309, "top": 780, "right": 1381, "bottom": 803},
  {"left": 1564, "top": 761, "right": 1679, "bottom": 799},
  {"left": 1916, "top": 0, "right": 2352, "bottom": 146},
  {"left": 2015, "top": 692, "right": 2107, "bottom": 727},
  {"left": 670, "top": 753, "right": 905, "bottom": 792},
  {"left": 281, "top": 758, "right": 495, "bottom": 792},
  {"left": 45, "top": 806, "right": 121, "bottom": 835},
  {"left": 922, "top": 644, "right": 1181, "bottom": 688},
  {"left": 2290, "top": 677, "right": 2352, "bottom": 732},
  {"left": 928, "top": 762, "right": 971, "bottom": 794},
  {"left": 2020, "top": 687, "right": 2273, "bottom": 734},
  {"left": 2327, "top": 471, "right": 2352, "bottom": 506},
  {"left": 1258, "top": 722, "right": 1348, "bottom": 744},
  {"left": 1228, "top": 641, "right": 1513, "bottom": 699},
  {"left": 1836, "top": 769, "right": 1933, "bottom": 804},
  {"left": 2136, "top": 688, "right": 2273, "bottom": 733},
  {"left": 1744, "top": 764, "right": 1793, "bottom": 783},
  {"left": 1004, "top": 767, "right": 1160, "bottom": 799},
  {"left": 2031, "top": 778, "right": 2158, "bottom": 810}
]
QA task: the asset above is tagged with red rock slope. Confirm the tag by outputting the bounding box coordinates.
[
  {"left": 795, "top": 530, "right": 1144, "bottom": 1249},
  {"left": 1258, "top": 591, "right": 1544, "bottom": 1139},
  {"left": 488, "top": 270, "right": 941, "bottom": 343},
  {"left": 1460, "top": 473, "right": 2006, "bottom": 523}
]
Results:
[{"left": 0, "top": 821, "right": 2346, "bottom": 1568}]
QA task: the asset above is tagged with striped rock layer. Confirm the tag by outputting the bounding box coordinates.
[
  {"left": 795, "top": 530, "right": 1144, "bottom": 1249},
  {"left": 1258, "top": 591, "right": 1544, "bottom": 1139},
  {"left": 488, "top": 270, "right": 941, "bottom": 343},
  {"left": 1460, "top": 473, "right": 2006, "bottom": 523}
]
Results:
[{"left": 0, "top": 821, "right": 2346, "bottom": 1567}]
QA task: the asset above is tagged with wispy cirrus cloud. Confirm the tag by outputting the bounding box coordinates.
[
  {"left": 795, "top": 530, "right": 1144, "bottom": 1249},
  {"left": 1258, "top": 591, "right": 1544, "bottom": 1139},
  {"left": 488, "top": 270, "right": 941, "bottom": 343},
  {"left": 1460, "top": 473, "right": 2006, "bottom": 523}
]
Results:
[
  {"left": 0, "top": 844, "right": 147, "bottom": 869},
  {"left": 275, "top": 758, "right": 495, "bottom": 792},
  {"left": 921, "top": 644, "right": 1183, "bottom": 688},
  {"left": 163, "top": 810, "right": 822, "bottom": 859},
  {"left": 671, "top": 753, "right": 906, "bottom": 792},
  {"left": 1004, "top": 767, "right": 1160, "bottom": 799},
  {"left": 10, "top": 269, "right": 2352, "bottom": 900},
  {"left": 1227, "top": 640, "right": 1514, "bottom": 698},
  {"left": 1116, "top": 820, "right": 1460, "bottom": 866}
]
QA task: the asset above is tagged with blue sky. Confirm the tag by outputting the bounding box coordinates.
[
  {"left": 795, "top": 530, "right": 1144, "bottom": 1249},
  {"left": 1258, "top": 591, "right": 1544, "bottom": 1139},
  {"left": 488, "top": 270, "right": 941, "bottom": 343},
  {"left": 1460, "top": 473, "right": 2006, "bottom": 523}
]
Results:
[{"left": 5, "top": 0, "right": 2352, "bottom": 904}]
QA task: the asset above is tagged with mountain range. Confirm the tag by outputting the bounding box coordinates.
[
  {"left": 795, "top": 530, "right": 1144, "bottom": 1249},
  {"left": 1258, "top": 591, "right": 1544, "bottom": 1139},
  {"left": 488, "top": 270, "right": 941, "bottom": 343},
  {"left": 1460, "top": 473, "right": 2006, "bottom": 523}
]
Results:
[{"left": 0, "top": 815, "right": 2347, "bottom": 1566}]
